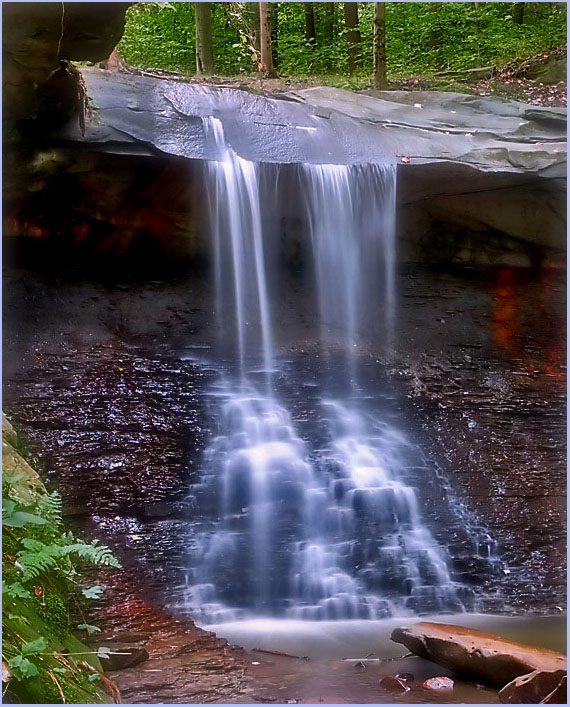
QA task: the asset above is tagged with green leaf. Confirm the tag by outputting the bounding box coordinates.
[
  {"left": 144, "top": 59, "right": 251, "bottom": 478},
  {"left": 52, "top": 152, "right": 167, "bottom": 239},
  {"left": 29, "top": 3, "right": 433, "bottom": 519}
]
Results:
[
  {"left": 82, "top": 585, "right": 104, "bottom": 600},
  {"left": 8, "top": 655, "right": 39, "bottom": 680},
  {"left": 4, "top": 511, "right": 48, "bottom": 527},
  {"left": 3, "top": 580, "right": 32, "bottom": 599},
  {"left": 96, "top": 646, "right": 111, "bottom": 660},
  {"left": 52, "top": 667, "right": 68, "bottom": 674},
  {"left": 76, "top": 623, "right": 102, "bottom": 635},
  {"left": 21, "top": 636, "right": 47, "bottom": 656},
  {"left": 2, "top": 499, "right": 16, "bottom": 516},
  {"left": 88, "top": 674, "right": 102, "bottom": 683}
]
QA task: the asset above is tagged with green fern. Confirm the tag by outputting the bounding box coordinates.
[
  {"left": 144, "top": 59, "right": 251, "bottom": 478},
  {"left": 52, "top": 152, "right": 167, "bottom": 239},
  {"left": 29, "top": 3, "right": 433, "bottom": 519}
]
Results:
[
  {"left": 58, "top": 541, "right": 120, "bottom": 569},
  {"left": 17, "top": 542, "right": 60, "bottom": 581},
  {"left": 35, "top": 492, "right": 63, "bottom": 529}
]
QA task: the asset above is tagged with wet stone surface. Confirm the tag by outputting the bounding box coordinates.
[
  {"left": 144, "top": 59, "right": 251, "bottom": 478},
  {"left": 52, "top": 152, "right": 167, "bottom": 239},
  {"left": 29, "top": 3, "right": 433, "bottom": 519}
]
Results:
[
  {"left": 1, "top": 262, "right": 566, "bottom": 702},
  {"left": 2, "top": 264, "right": 566, "bottom": 615}
]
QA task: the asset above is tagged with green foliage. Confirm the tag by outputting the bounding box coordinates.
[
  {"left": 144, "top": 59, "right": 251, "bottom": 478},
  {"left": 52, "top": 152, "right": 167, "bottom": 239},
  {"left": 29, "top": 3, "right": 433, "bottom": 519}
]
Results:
[
  {"left": 8, "top": 655, "right": 40, "bottom": 680},
  {"left": 3, "top": 498, "right": 48, "bottom": 528},
  {"left": 76, "top": 623, "right": 102, "bottom": 635},
  {"left": 82, "top": 585, "right": 105, "bottom": 600},
  {"left": 118, "top": 2, "right": 566, "bottom": 81},
  {"left": 2, "top": 468, "right": 120, "bottom": 703}
]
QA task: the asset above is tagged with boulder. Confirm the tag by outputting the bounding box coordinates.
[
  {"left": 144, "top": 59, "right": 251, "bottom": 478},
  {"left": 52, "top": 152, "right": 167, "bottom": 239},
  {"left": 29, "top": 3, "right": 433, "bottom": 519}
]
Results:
[
  {"left": 499, "top": 669, "right": 566, "bottom": 704},
  {"left": 542, "top": 674, "right": 567, "bottom": 704},
  {"left": 391, "top": 622, "right": 567, "bottom": 687}
]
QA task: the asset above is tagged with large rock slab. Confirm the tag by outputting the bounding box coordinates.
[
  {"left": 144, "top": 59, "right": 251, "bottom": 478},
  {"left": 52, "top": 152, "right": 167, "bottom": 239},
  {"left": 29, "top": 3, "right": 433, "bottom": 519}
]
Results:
[
  {"left": 78, "top": 70, "right": 565, "bottom": 178},
  {"left": 391, "top": 622, "right": 567, "bottom": 687}
]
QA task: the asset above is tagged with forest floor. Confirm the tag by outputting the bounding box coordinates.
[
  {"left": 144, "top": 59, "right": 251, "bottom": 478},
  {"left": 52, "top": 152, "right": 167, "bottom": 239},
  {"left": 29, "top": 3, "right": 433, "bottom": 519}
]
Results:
[{"left": 117, "top": 46, "right": 567, "bottom": 107}]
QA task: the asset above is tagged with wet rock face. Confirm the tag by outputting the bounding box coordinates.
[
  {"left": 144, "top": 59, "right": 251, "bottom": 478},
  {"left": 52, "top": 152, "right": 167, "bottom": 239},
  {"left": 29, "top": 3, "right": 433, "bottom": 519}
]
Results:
[
  {"left": 2, "top": 262, "right": 566, "bottom": 615},
  {"left": 391, "top": 622, "right": 567, "bottom": 688}
]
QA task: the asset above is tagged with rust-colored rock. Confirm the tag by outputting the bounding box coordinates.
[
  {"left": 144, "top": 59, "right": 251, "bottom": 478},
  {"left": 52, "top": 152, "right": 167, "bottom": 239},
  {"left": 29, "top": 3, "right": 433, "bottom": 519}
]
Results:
[
  {"left": 499, "top": 669, "right": 566, "bottom": 704},
  {"left": 541, "top": 674, "right": 567, "bottom": 704},
  {"left": 391, "top": 622, "right": 567, "bottom": 688}
]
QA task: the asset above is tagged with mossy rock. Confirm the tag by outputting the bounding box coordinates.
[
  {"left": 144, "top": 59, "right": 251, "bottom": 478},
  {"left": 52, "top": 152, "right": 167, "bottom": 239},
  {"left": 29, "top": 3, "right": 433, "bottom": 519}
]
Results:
[{"left": 2, "top": 416, "right": 46, "bottom": 504}]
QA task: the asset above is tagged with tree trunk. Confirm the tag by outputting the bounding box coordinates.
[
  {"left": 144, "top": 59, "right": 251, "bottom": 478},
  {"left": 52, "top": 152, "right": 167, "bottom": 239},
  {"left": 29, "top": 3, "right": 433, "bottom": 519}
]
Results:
[
  {"left": 259, "top": 2, "right": 276, "bottom": 77},
  {"left": 428, "top": 2, "right": 442, "bottom": 49},
  {"left": 305, "top": 2, "right": 316, "bottom": 46},
  {"left": 373, "top": 2, "right": 387, "bottom": 90},
  {"left": 195, "top": 2, "right": 214, "bottom": 76},
  {"left": 247, "top": 2, "right": 261, "bottom": 56},
  {"left": 324, "top": 3, "right": 335, "bottom": 42},
  {"left": 271, "top": 2, "right": 279, "bottom": 69},
  {"left": 344, "top": 2, "right": 361, "bottom": 74},
  {"left": 513, "top": 2, "right": 525, "bottom": 24}
]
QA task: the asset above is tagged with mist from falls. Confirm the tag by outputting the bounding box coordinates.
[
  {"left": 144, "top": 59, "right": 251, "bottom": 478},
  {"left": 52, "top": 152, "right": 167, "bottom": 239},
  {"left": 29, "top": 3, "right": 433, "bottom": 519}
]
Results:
[{"left": 181, "top": 117, "right": 476, "bottom": 624}]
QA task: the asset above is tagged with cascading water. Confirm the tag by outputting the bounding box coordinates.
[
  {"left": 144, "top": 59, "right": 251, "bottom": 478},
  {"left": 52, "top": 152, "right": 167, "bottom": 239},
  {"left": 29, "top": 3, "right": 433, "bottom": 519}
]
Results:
[{"left": 180, "top": 117, "right": 494, "bottom": 625}]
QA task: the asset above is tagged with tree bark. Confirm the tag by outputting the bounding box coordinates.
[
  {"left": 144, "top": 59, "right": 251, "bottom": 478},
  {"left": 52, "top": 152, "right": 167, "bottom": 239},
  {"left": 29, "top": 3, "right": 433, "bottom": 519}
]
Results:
[
  {"left": 305, "top": 2, "right": 316, "bottom": 46},
  {"left": 247, "top": 2, "right": 261, "bottom": 56},
  {"left": 513, "top": 2, "right": 525, "bottom": 24},
  {"left": 271, "top": 2, "right": 279, "bottom": 69},
  {"left": 195, "top": 2, "right": 214, "bottom": 76},
  {"left": 428, "top": 2, "right": 442, "bottom": 49},
  {"left": 259, "top": 2, "right": 276, "bottom": 77},
  {"left": 344, "top": 2, "right": 361, "bottom": 74},
  {"left": 373, "top": 2, "right": 387, "bottom": 90},
  {"left": 324, "top": 2, "right": 335, "bottom": 42}
]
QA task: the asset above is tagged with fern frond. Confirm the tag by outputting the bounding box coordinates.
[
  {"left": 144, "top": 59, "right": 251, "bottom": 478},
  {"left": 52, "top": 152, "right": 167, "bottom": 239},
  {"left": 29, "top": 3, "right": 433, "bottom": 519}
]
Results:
[
  {"left": 35, "top": 492, "right": 63, "bottom": 527},
  {"left": 59, "top": 541, "right": 121, "bottom": 569}
]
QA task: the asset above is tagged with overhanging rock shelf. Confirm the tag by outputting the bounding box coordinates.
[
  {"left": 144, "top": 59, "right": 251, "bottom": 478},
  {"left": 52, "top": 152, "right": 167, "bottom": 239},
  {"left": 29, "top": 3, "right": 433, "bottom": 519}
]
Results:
[{"left": 5, "top": 69, "right": 566, "bottom": 265}]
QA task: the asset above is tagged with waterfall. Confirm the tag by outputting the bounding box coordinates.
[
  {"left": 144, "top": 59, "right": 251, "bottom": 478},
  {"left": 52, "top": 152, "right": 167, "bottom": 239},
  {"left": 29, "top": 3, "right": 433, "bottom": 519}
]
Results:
[{"left": 181, "top": 117, "right": 471, "bottom": 624}]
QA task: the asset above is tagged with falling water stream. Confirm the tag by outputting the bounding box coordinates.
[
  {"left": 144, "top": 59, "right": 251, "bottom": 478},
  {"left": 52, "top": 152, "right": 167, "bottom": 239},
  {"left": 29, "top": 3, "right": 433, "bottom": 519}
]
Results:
[{"left": 180, "top": 118, "right": 496, "bottom": 626}]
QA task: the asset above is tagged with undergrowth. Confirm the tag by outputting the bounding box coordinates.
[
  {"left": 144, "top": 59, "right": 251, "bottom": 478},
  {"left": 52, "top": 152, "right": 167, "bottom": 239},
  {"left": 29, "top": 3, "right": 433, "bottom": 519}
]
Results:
[{"left": 2, "top": 454, "right": 121, "bottom": 703}]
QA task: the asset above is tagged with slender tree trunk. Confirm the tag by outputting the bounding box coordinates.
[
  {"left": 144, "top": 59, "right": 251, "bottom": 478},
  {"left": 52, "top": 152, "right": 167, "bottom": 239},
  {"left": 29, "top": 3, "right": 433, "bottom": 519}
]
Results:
[
  {"left": 305, "top": 2, "right": 316, "bottom": 46},
  {"left": 324, "top": 2, "right": 335, "bottom": 42},
  {"left": 428, "top": 2, "right": 442, "bottom": 49},
  {"left": 259, "top": 2, "right": 276, "bottom": 77},
  {"left": 513, "top": 2, "right": 525, "bottom": 24},
  {"left": 373, "top": 2, "right": 387, "bottom": 90},
  {"left": 271, "top": 2, "right": 279, "bottom": 69},
  {"left": 247, "top": 2, "right": 261, "bottom": 56},
  {"left": 195, "top": 2, "right": 214, "bottom": 76},
  {"left": 344, "top": 2, "right": 361, "bottom": 74}
]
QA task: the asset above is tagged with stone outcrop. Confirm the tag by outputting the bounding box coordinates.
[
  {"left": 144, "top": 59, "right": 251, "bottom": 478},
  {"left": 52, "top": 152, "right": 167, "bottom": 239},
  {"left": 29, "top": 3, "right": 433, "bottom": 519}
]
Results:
[
  {"left": 391, "top": 622, "right": 567, "bottom": 687},
  {"left": 4, "top": 68, "right": 565, "bottom": 268},
  {"left": 2, "top": 2, "right": 131, "bottom": 129}
]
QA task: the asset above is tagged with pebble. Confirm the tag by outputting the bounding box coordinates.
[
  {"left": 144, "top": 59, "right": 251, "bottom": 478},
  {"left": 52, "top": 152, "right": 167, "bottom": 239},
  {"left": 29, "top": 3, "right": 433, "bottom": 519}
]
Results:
[{"left": 423, "top": 676, "right": 455, "bottom": 691}]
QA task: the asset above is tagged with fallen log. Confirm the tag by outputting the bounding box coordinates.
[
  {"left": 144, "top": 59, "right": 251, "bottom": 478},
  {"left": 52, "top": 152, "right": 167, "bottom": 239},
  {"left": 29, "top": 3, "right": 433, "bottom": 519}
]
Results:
[
  {"left": 252, "top": 648, "right": 310, "bottom": 660},
  {"left": 391, "top": 622, "right": 567, "bottom": 688}
]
